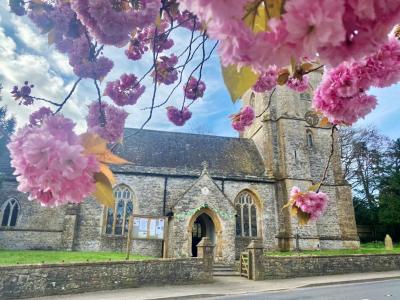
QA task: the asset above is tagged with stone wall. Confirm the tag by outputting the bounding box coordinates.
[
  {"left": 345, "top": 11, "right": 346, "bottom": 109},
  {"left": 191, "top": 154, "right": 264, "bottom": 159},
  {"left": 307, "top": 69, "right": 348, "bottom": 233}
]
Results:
[
  {"left": 262, "top": 254, "right": 400, "bottom": 279},
  {"left": 0, "top": 258, "right": 212, "bottom": 299}
]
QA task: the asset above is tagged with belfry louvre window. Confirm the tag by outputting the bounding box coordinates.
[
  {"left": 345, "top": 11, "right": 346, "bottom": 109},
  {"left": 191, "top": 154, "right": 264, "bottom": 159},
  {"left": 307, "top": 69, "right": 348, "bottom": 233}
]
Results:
[
  {"left": 1, "top": 198, "right": 20, "bottom": 227},
  {"left": 235, "top": 191, "right": 258, "bottom": 237},
  {"left": 105, "top": 185, "right": 134, "bottom": 235}
]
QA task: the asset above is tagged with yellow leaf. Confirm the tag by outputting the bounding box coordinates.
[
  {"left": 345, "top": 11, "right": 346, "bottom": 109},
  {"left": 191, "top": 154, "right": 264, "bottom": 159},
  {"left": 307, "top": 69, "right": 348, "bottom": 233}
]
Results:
[
  {"left": 243, "top": 1, "right": 268, "bottom": 33},
  {"left": 80, "top": 132, "right": 130, "bottom": 165},
  {"left": 290, "top": 206, "right": 298, "bottom": 217},
  {"left": 319, "top": 117, "right": 330, "bottom": 127},
  {"left": 221, "top": 64, "right": 259, "bottom": 102},
  {"left": 297, "top": 210, "right": 311, "bottom": 225},
  {"left": 301, "top": 62, "right": 314, "bottom": 73},
  {"left": 308, "top": 183, "right": 321, "bottom": 192},
  {"left": 100, "top": 164, "right": 116, "bottom": 186},
  {"left": 92, "top": 173, "right": 115, "bottom": 208},
  {"left": 277, "top": 68, "right": 290, "bottom": 85},
  {"left": 290, "top": 57, "right": 297, "bottom": 75}
]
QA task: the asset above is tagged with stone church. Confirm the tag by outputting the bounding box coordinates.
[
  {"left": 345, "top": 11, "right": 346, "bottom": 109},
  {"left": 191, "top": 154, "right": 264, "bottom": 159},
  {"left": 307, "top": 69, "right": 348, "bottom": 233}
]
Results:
[{"left": 0, "top": 73, "right": 359, "bottom": 263}]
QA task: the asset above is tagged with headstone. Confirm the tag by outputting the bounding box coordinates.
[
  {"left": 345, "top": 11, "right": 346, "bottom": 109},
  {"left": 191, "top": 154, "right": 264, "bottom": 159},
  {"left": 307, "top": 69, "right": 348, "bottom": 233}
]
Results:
[{"left": 385, "top": 234, "right": 393, "bottom": 250}]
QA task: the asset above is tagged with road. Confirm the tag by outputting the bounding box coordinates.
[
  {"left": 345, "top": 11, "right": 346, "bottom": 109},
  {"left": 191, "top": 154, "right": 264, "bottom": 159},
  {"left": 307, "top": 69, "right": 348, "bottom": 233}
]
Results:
[{"left": 207, "top": 279, "right": 400, "bottom": 300}]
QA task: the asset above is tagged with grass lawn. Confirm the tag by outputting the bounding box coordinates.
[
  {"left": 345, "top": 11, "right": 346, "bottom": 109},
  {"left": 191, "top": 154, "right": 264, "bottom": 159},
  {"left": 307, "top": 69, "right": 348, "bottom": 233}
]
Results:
[
  {"left": 0, "top": 250, "right": 153, "bottom": 265},
  {"left": 265, "top": 242, "right": 400, "bottom": 256}
]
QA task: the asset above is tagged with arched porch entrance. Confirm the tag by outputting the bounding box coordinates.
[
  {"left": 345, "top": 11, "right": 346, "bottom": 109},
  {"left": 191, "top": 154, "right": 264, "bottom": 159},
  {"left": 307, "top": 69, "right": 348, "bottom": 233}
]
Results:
[{"left": 188, "top": 208, "right": 222, "bottom": 258}]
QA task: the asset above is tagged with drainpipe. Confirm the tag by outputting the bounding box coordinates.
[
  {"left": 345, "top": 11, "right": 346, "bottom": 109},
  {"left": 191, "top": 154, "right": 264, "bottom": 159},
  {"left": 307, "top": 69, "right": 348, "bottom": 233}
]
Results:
[{"left": 161, "top": 177, "right": 168, "bottom": 257}]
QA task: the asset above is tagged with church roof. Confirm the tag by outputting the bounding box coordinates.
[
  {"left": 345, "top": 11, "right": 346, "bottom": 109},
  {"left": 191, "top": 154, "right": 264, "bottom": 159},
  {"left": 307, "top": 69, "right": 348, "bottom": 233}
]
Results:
[
  {"left": 0, "top": 129, "right": 267, "bottom": 180},
  {"left": 111, "top": 128, "right": 266, "bottom": 179}
]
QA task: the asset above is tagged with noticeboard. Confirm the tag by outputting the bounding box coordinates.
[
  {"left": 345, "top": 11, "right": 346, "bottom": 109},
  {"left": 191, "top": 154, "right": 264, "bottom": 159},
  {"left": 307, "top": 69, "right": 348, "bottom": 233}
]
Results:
[{"left": 130, "top": 215, "right": 166, "bottom": 240}]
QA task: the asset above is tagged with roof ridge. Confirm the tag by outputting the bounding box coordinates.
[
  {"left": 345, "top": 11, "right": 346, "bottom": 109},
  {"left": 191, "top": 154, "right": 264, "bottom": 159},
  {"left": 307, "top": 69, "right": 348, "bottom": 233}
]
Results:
[{"left": 123, "top": 127, "right": 250, "bottom": 141}]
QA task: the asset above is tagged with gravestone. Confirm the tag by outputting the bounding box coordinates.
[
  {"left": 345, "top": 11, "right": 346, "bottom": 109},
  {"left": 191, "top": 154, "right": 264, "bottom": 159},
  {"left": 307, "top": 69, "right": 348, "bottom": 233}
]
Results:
[{"left": 385, "top": 234, "right": 393, "bottom": 250}]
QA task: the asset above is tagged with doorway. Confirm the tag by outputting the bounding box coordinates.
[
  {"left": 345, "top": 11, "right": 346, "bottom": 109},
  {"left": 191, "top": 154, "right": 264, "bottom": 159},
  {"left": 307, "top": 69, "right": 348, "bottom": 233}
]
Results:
[{"left": 191, "top": 213, "right": 215, "bottom": 257}]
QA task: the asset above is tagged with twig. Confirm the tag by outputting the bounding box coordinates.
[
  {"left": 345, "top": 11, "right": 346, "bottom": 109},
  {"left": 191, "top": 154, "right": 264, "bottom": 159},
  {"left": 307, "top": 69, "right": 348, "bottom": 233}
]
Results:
[
  {"left": 54, "top": 77, "right": 82, "bottom": 114},
  {"left": 256, "top": 87, "right": 275, "bottom": 118},
  {"left": 317, "top": 125, "right": 337, "bottom": 192}
]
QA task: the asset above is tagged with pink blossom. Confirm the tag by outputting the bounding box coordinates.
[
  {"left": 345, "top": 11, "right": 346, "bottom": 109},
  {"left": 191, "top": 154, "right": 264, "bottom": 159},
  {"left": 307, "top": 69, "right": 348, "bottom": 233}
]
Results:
[
  {"left": 231, "top": 105, "right": 255, "bottom": 132},
  {"left": 8, "top": 115, "right": 99, "bottom": 207},
  {"left": 166, "top": 106, "right": 192, "bottom": 126},
  {"left": 286, "top": 75, "right": 309, "bottom": 93},
  {"left": 86, "top": 102, "right": 128, "bottom": 143},
  {"left": 289, "top": 186, "right": 329, "bottom": 221},
  {"left": 29, "top": 107, "right": 53, "bottom": 126},
  {"left": 105, "top": 74, "right": 145, "bottom": 106},
  {"left": 252, "top": 65, "right": 278, "bottom": 92},
  {"left": 152, "top": 55, "right": 179, "bottom": 85},
  {"left": 183, "top": 77, "right": 206, "bottom": 100},
  {"left": 11, "top": 81, "right": 34, "bottom": 106},
  {"left": 283, "top": 0, "right": 346, "bottom": 58}
]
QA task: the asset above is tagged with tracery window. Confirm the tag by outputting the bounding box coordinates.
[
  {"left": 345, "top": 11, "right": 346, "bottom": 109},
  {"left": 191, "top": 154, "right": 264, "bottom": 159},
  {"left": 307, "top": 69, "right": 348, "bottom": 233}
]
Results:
[
  {"left": 1, "top": 198, "right": 20, "bottom": 227},
  {"left": 235, "top": 191, "right": 258, "bottom": 237},
  {"left": 104, "top": 185, "right": 134, "bottom": 235}
]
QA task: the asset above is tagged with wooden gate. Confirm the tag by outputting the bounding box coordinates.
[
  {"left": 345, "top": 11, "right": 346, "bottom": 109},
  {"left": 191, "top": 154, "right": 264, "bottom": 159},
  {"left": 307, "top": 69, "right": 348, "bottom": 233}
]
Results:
[{"left": 239, "top": 252, "right": 252, "bottom": 279}]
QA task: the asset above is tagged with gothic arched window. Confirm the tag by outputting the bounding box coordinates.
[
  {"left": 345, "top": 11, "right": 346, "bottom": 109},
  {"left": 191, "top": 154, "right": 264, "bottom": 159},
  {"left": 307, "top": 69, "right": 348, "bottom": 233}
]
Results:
[
  {"left": 1, "top": 198, "right": 20, "bottom": 227},
  {"left": 104, "top": 185, "right": 134, "bottom": 235},
  {"left": 306, "top": 130, "right": 314, "bottom": 147},
  {"left": 235, "top": 191, "right": 258, "bottom": 237}
]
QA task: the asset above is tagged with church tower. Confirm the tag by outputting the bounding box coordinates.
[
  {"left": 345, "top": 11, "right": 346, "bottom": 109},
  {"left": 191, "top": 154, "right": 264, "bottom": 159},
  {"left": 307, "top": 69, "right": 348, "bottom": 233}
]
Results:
[{"left": 241, "top": 71, "right": 360, "bottom": 250}]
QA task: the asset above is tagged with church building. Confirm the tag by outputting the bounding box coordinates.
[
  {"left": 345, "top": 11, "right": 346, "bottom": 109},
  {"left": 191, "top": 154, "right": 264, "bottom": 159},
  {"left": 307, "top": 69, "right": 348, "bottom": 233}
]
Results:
[{"left": 0, "top": 74, "right": 360, "bottom": 263}]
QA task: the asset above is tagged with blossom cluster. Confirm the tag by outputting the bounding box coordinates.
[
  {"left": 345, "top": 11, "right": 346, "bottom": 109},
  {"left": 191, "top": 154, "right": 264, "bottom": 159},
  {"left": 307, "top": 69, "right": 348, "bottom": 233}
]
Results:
[
  {"left": 313, "top": 38, "right": 400, "bottom": 125},
  {"left": 231, "top": 106, "right": 255, "bottom": 132},
  {"left": 166, "top": 106, "right": 192, "bottom": 126},
  {"left": 183, "top": 77, "right": 206, "bottom": 100},
  {"left": 8, "top": 114, "right": 99, "bottom": 207},
  {"left": 11, "top": 81, "right": 34, "bottom": 105},
  {"left": 289, "top": 186, "right": 329, "bottom": 221},
  {"left": 105, "top": 73, "right": 146, "bottom": 106},
  {"left": 252, "top": 65, "right": 278, "bottom": 93},
  {"left": 86, "top": 102, "right": 128, "bottom": 143},
  {"left": 180, "top": 0, "right": 400, "bottom": 72}
]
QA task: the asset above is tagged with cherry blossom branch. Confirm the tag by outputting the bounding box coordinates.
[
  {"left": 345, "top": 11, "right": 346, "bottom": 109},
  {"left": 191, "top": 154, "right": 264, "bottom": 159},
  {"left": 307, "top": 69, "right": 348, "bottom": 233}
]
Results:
[
  {"left": 256, "top": 87, "right": 276, "bottom": 118},
  {"left": 316, "top": 124, "right": 337, "bottom": 192},
  {"left": 54, "top": 77, "right": 82, "bottom": 114}
]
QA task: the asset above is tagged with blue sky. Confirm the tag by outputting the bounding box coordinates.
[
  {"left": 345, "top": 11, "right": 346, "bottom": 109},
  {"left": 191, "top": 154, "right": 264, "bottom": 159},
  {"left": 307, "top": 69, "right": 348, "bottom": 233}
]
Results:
[{"left": 0, "top": 3, "right": 398, "bottom": 140}]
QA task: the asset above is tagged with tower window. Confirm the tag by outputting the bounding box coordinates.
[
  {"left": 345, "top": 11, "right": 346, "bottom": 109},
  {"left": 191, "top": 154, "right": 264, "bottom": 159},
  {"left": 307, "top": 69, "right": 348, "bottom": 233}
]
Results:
[
  {"left": 249, "top": 92, "right": 255, "bottom": 108},
  {"left": 1, "top": 198, "right": 20, "bottom": 227},
  {"left": 104, "top": 185, "right": 134, "bottom": 235},
  {"left": 300, "top": 93, "right": 311, "bottom": 101},
  {"left": 307, "top": 130, "right": 314, "bottom": 147}
]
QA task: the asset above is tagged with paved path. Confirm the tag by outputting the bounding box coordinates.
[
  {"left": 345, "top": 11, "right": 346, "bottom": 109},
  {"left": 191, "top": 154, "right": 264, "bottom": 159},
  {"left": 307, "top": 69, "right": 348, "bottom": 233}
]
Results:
[
  {"left": 29, "top": 271, "right": 400, "bottom": 300},
  {"left": 206, "top": 278, "right": 400, "bottom": 300}
]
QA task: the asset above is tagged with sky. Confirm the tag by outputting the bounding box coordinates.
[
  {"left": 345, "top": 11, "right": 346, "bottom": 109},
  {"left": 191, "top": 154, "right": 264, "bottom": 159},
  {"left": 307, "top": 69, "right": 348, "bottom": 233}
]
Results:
[{"left": 0, "top": 3, "right": 399, "bottom": 141}]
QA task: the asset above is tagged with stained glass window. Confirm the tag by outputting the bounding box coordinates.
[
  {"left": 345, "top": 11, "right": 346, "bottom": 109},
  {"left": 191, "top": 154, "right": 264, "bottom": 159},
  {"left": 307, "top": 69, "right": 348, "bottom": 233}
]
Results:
[{"left": 235, "top": 191, "right": 258, "bottom": 237}]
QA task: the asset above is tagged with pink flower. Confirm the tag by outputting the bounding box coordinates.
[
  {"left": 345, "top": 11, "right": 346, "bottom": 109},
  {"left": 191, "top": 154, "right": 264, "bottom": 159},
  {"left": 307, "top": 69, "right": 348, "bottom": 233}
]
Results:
[
  {"left": 29, "top": 107, "right": 53, "bottom": 126},
  {"left": 183, "top": 77, "right": 206, "bottom": 100},
  {"left": 289, "top": 186, "right": 329, "bottom": 221},
  {"left": 252, "top": 65, "right": 278, "bottom": 93},
  {"left": 86, "top": 102, "right": 128, "bottom": 143},
  {"left": 286, "top": 75, "right": 309, "bottom": 93},
  {"left": 11, "top": 81, "right": 34, "bottom": 106},
  {"left": 166, "top": 106, "right": 192, "bottom": 126},
  {"left": 231, "top": 105, "right": 255, "bottom": 132},
  {"left": 105, "top": 73, "right": 145, "bottom": 106},
  {"left": 152, "top": 55, "right": 179, "bottom": 85},
  {"left": 8, "top": 115, "right": 99, "bottom": 207},
  {"left": 283, "top": 0, "right": 346, "bottom": 58}
]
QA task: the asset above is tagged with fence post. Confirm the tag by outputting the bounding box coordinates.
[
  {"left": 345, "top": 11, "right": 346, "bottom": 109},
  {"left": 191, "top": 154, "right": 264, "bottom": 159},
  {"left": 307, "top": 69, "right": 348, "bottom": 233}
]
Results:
[
  {"left": 247, "top": 239, "right": 265, "bottom": 281},
  {"left": 197, "top": 237, "right": 215, "bottom": 278}
]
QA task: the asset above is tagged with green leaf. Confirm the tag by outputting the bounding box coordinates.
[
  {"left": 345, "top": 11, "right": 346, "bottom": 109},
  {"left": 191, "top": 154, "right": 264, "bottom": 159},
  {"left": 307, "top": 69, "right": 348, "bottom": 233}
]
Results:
[{"left": 221, "top": 65, "right": 259, "bottom": 102}]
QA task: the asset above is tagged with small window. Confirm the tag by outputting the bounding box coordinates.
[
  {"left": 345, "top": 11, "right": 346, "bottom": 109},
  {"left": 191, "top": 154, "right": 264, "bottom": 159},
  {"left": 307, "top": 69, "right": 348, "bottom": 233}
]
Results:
[
  {"left": 104, "top": 185, "right": 134, "bottom": 235},
  {"left": 300, "top": 93, "right": 311, "bottom": 101},
  {"left": 1, "top": 199, "right": 20, "bottom": 227},
  {"left": 307, "top": 130, "right": 314, "bottom": 147},
  {"left": 249, "top": 92, "right": 255, "bottom": 108}
]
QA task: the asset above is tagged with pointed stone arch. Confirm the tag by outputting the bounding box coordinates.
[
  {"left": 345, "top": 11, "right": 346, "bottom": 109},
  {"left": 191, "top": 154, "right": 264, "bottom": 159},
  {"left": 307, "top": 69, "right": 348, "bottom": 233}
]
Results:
[
  {"left": 187, "top": 207, "right": 224, "bottom": 258},
  {"left": 234, "top": 189, "right": 263, "bottom": 238}
]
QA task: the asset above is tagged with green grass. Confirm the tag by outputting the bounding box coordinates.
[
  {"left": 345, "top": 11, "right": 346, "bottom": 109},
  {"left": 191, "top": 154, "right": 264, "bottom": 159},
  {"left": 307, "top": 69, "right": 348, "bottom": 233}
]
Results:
[
  {"left": 265, "top": 242, "right": 400, "bottom": 257},
  {"left": 0, "top": 250, "right": 153, "bottom": 265}
]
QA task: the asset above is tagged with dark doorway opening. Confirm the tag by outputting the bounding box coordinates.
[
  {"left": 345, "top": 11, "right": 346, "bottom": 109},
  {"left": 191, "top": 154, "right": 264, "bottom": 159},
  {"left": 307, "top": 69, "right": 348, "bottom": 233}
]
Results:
[{"left": 191, "top": 213, "right": 215, "bottom": 257}]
